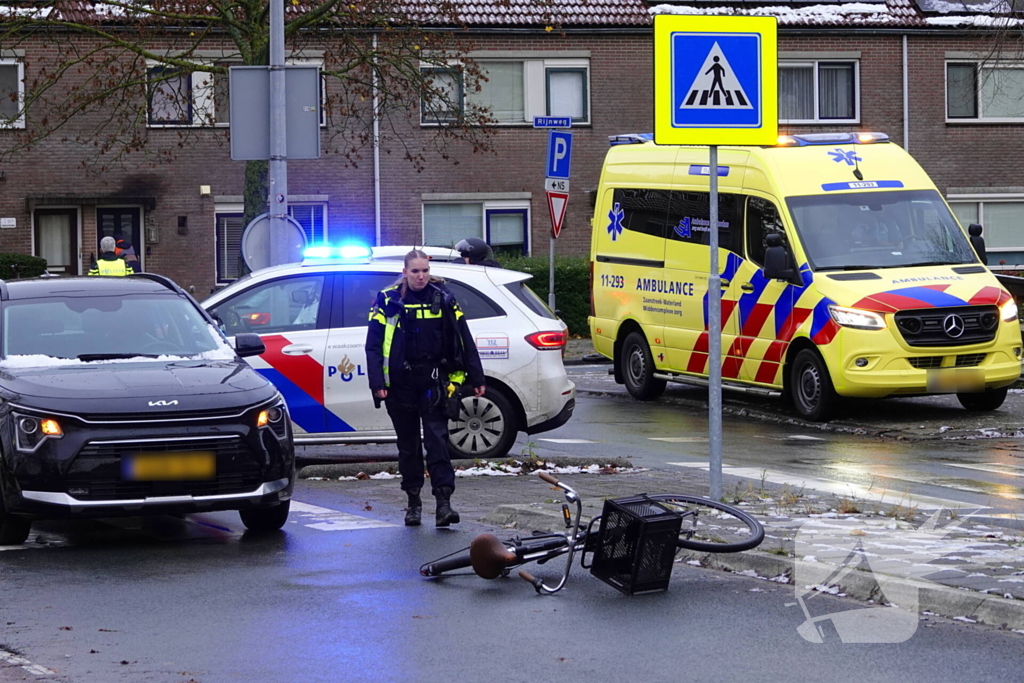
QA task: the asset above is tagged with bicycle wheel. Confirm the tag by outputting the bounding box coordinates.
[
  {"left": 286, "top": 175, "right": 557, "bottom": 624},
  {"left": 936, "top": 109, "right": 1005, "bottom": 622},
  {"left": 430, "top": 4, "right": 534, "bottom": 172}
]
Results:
[{"left": 646, "top": 494, "right": 764, "bottom": 553}]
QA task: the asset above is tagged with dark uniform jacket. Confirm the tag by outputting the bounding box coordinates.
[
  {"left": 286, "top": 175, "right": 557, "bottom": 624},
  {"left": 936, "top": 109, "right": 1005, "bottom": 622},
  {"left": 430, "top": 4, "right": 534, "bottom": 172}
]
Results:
[{"left": 365, "top": 281, "right": 485, "bottom": 394}]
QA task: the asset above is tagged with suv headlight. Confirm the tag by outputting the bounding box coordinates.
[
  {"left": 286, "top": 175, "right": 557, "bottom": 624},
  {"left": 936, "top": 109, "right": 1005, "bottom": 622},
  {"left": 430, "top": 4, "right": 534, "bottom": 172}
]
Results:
[
  {"left": 828, "top": 305, "right": 886, "bottom": 331},
  {"left": 14, "top": 413, "right": 64, "bottom": 453},
  {"left": 256, "top": 398, "right": 288, "bottom": 435}
]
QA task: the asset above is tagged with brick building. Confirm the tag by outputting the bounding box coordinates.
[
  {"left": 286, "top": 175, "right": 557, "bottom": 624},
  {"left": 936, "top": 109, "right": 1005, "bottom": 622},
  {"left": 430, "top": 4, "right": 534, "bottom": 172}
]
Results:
[{"left": 1, "top": 0, "right": 1023, "bottom": 294}]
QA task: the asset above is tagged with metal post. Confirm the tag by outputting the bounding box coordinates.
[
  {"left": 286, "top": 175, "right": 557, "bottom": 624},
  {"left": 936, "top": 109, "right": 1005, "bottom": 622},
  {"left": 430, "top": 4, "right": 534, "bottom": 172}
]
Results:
[
  {"left": 548, "top": 235, "right": 556, "bottom": 311},
  {"left": 268, "top": 0, "right": 289, "bottom": 265},
  {"left": 708, "top": 145, "right": 722, "bottom": 502}
]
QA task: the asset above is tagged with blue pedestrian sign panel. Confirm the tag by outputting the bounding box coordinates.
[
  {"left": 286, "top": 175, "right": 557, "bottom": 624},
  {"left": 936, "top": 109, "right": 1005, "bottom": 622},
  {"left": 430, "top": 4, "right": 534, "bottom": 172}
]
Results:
[
  {"left": 533, "top": 116, "right": 572, "bottom": 128},
  {"left": 546, "top": 130, "right": 573, "bottom": 180},
  {"left": 653, "top": 15, "right": 777, "bottom": 146}
]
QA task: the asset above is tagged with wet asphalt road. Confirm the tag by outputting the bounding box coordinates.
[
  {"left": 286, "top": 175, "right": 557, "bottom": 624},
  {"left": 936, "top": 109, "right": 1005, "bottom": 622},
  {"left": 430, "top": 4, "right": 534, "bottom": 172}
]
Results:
[{"left": 2, "top": 481, "right": 1024, "bottom": 683}]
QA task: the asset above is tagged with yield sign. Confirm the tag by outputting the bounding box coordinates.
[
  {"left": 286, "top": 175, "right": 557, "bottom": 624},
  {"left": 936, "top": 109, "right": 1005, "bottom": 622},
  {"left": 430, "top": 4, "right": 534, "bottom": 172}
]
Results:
[{"left": 546, "top": 191, "right": 569, "bottom": 238}]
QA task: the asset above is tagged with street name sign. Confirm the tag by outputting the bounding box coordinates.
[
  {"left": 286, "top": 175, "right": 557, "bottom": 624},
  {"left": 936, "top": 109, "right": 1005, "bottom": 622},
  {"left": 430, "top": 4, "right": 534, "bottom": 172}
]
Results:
[
  {"left": 533, "top": 116, "right": 572, "bottom": 128},
  {"left": 653, "top": 15, "right": 777, "bottom": 146}
]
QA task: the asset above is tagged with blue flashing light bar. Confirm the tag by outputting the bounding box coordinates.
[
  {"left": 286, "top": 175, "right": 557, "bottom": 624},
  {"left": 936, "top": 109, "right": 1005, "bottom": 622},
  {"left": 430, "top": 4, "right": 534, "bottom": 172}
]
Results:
[
  {"left": 303, "top": 244, "right": 373, "bottom": 261},
  {"left": 608, "top": 133, "right": 654, "bottom": 146}
]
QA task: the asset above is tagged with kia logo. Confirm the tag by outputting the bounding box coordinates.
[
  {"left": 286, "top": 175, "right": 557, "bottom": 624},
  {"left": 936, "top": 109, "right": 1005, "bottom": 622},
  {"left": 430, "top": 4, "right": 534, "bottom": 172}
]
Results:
[
  {"left": 943, "top": 314, "right": 965, "bottom": 338},
  {"left": 148, "top": 400, "right": 179, "bottom": 407}
]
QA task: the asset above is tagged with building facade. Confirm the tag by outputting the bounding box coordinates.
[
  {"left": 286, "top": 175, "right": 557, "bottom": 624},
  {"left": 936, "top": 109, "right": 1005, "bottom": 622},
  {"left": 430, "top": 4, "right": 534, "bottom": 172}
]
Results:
[{"left": 1, "top": 0, "right": 1024, "bottom": 294}]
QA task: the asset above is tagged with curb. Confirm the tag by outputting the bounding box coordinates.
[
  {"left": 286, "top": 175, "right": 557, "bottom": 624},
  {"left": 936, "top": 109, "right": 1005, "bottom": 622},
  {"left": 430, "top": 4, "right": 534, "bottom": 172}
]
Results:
[
  {"left": 489, "top": 505, "right": 1024, "bottom": 631},
  {"left": 299, "top": 455, "right": 635, "bottom": 480}
]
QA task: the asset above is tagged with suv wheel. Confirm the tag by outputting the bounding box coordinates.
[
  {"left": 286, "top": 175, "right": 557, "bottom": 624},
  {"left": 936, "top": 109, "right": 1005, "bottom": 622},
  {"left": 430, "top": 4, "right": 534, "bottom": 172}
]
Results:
[
  {"left": 789, "top": 349, "right": 838, "bottom": 422},
  {"left": 239, "top": 500, "right": 290, "bottom": 533},
  {"left": 621, "top": 331, "right": 666, "bottom": 401},
  {"left": 957, "top": 387, "right": 1008, "bottom": 412},
  {"left": 449, "top": 388, "right": 518, "bottom": 460},
  {"left": 0, "top": 496, "right": 30, "bottom": 545}
]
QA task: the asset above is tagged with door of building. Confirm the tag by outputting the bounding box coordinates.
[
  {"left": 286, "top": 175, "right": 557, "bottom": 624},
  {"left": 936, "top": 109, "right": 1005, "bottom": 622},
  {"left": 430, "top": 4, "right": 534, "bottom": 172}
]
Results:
[
  {"left": 34, "top": 208, "right": 79, "bottom": 275},
  {"left": 96, "top": 207, "right": 141, "bottom": 265}
]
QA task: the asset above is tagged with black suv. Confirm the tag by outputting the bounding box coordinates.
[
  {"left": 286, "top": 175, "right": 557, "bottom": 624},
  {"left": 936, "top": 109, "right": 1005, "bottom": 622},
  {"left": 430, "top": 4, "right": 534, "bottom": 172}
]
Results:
[{"left": 0, "top": 274, "right": 295, "bottom": 544}]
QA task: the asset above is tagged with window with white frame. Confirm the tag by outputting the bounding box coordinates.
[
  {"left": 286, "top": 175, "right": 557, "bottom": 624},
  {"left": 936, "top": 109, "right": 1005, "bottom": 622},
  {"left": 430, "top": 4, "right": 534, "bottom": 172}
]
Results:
[
  {"left": 947, "top": 62, "right": 1024, "bottom": 121},
  {"left": 0, "top": 59, "right": 24, "bottom": 128},
  {"left": 779, "top": 60, "right": 858, "bottom": 123},
  {"left": 147, "top": 65, "right": 211, "bottom": 126},
  {"left": 948, "top": 197, "right": 1024, "bottom": 251},
  {"left": 214, "top": 201, "right": 328, "bottom": 282},
  {"left": 421, "top": 57, "right": 590, "bottom": 125},
  {"left": 423, "top": 201, "right": 530, "bottom": 255}
]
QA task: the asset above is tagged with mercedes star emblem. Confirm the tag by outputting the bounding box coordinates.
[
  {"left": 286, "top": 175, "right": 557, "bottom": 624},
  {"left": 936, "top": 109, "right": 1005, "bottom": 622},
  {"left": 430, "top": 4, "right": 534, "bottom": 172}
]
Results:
[{"left": 943, "top": 314, "right": 965, "bottom": 338}]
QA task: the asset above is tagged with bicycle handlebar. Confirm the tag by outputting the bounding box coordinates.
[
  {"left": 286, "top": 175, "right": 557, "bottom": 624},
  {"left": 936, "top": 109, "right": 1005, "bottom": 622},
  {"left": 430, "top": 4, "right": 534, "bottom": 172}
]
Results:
[{"left": 538, "top": 471, "right": 560, "bottom": 486}]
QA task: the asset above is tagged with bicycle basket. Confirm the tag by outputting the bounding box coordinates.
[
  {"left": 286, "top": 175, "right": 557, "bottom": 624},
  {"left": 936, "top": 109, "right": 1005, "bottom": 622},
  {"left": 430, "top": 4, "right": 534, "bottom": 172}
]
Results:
[{"left": 588, "top": 495, "right": 683, "bottom": 595}]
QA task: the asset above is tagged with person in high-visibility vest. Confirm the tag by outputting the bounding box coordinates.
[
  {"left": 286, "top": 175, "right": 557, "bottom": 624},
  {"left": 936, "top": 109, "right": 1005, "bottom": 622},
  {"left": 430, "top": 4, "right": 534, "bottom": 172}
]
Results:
[
  {"left": 88, "top": 236, "right": 134, "bottom": 276},
  {"left": 365, "top": 249, "right": 485, "bottom": 527}
]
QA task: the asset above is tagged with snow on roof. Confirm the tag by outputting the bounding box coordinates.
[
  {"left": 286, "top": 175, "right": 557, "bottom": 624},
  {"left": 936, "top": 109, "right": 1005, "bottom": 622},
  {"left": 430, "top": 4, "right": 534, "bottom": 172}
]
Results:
[
  {"left": 925, "top": 13, "right": 1024, "bottom": 22},
  {"left": 916, "top": 0, "right": 1011, "bottom": 13},
  {"left": 649, "top": 1, "right": 921, "bottom": 26}
]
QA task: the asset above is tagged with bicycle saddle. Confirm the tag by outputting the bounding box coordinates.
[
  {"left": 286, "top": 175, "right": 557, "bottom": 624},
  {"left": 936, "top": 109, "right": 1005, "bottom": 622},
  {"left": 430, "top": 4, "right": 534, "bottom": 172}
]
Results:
[{"left": 470, "top": 534, "right": 516, "bottom": 579}]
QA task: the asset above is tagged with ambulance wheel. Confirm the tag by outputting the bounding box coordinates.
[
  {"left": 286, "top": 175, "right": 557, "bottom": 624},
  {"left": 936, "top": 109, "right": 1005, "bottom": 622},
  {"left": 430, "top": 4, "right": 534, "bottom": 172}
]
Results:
[
  {"left": 957, "top": 387, "right": 1008, "bottom": 412},
  {"left": 621, "top": 331, "right": 666, "bottom": 401},
  {"left": 789, "top": 349, "right": 837, "bottom": 422}
]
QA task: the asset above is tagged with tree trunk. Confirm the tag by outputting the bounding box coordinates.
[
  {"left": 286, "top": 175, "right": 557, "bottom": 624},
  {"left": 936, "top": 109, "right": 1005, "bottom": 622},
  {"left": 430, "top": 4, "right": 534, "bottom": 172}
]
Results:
[{"left": 238, "top": 159, "right": 269, "bottom": 278}]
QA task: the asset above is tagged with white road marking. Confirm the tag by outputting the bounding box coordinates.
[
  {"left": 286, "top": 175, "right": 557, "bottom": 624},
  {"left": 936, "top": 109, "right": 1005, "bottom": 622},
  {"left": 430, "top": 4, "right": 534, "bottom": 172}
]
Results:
[
  {"left": 786, "top": 435, "right": 826, "bottom": 441},
  {"left": 290, "top": 501, "right": 396, "bottom": 531},
  {"left": 0, "top": 650, "right": 55, "bottom": 676},
  {"left": 537, "top": 438, "right": 597, "bottom": 444},
  {"left": 666, "top": 462, "right": 981, "bottom": 510},
  {"left": 649, "top": 437, "right": 709, "bottom": 443},
  {"left": 946, "top": 462, "right": 1024, "bottom": 479}
]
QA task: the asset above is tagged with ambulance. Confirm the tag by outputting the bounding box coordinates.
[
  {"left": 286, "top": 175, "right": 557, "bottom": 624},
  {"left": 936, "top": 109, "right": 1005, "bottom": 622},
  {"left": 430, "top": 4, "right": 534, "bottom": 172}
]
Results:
[{"left": 589, "top": 132, "right": 1022, "bottom": 421}]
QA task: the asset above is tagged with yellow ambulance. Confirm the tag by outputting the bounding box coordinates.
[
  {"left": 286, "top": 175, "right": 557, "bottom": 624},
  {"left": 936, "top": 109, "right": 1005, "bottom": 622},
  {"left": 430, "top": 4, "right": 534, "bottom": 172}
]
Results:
[{"left": 589, "top": 132, "right": 1022, "bottom": 421}]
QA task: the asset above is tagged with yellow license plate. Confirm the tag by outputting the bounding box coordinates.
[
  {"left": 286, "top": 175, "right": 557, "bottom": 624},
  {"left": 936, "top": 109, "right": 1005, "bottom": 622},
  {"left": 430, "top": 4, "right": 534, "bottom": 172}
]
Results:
[
  {"left": 124, "top": 451, "right": 216, "bottom": 481},
  {"left": 926, "top": 369, "right": 985, "bottom": 393}
]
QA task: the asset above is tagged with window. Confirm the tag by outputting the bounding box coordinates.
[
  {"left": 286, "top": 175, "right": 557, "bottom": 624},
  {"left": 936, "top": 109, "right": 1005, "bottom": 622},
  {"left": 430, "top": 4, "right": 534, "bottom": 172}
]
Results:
[
  {"left": 421, "top": 57, "right": 590, "bottom": 125},
  {"left": 444, "top": 281, "right": 504, "bottom": 320},
  {"left": 289, "top": 204, "right": 328, "bottom": 245},
  {"left": 611, "top": 188, "right": 673, "bottom": 240},
  {"left": 0, "top": 60, "right": 24, "bottom": 128},
  {"left": 947, "top": 62, "right": 1024, "bottom": 121},
  {"left": 339, "top": 272, "right": 396, "bottom": 328},
  {"left": 779, "top": 61, "right": 858, "bottom": 123},
  {"left": 665, "top": 190, "right": 744, "bottom": 254},
  {"left": 210, "top": 275, "right": 326, "bottom": 336},
  {"left": 423, "top": 201, "right": 530, "bottom": 255},
  {"left": 148, "top": 67, "right": 194, "bottom": 125},
  {"left": 949, "top": 198, "right": 1024, "bottom": 250},
  {"left": 216, "top": 213, "right": 245, "bottom": 283},
  {"left": 745, "top": 197, "right": 786, "bottom": 267}
]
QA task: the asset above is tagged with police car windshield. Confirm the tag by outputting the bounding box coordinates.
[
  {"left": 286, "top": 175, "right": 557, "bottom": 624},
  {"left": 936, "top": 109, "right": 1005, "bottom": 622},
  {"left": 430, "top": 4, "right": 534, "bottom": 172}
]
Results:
[
  {"left": 1, "top": 294, "right": 229, "bottom": 361},
  {"left": 786, "top": 190, "right": 977, "bottom": 272}
]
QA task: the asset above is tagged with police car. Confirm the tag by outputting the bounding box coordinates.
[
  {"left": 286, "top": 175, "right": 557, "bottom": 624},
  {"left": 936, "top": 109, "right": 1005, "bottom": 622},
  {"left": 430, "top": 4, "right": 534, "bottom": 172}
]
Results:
[{"left": 203, "top": 248, "right": 576, "bottom": 459}]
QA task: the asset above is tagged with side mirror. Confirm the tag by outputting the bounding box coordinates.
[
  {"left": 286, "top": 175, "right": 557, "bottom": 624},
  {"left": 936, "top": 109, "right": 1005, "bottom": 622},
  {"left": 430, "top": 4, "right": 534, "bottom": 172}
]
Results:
[
  {"left": 969, "top": 223, "right": 988, "bottom": 265},
  {"left": 234, "top": 332, "right": 266, "bottom": 358},
  {"left": 763, "top": 233, "right": 796, "bottom": 281}
]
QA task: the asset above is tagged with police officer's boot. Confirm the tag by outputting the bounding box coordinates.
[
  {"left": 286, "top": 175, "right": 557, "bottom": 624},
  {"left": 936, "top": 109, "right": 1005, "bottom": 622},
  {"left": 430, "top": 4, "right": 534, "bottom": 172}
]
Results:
[
  {"left": 434, "top": 486, "right": 460, "bottom": 527},
  {"left": 404, "top": 488, "right": 422, "bottom": 527}
]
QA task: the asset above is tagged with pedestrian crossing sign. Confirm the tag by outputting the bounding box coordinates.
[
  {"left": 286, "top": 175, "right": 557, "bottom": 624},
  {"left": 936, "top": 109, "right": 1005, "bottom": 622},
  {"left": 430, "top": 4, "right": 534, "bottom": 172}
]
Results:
[{"left": 653, "top": 15, "right": 777, "bottom": 146}]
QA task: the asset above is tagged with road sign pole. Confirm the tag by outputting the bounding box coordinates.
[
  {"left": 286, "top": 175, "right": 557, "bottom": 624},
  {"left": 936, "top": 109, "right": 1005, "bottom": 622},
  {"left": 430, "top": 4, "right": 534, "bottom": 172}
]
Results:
[
  {"left": 549, "top": 235, "right": 556, "bottom": 311},
  {"left": 708, "top": 145, "right": 723, "bottom": 502},
  {"left": 268, "top": 0, "right": 289, "bottom": 266}
]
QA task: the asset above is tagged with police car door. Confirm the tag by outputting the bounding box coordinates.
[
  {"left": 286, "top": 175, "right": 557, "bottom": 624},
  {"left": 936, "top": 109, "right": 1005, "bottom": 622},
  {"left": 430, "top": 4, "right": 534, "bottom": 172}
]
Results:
[
  {"left": 208, "top": 274, "right": 333, "bottom": 435},
  {"left": 322, "top": 270, "right": 398, "bottom": 433},
  {"left": 738, "top": 195, "right": 801, "bottom": 387}
]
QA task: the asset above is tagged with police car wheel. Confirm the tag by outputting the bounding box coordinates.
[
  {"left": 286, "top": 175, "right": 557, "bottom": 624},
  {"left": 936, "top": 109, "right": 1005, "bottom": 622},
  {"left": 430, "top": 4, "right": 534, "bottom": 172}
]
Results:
[
  {"left": 239, "top": 500, "right": 291, "bottom": 533},
  {"left": 621, "top": 331, "right": 666, "bottom": 401},
  {"left": 957, "top": 387, "right": 1008, "bottom": 412},
  {"left": 448, "top": 388, "right": 517, "bottom": 459},
  {"left": 0, "top": 494, "right": 30, "bottom": 545},
  {"left": 790, "top": 349, "right": 837, "bottom": 422}
]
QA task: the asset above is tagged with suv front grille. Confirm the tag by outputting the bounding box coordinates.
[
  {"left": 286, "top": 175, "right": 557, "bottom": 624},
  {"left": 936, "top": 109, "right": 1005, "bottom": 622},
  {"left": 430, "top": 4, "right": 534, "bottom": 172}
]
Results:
[
  {"left": 894, "top": 306, "right": 999, "bottom": 347},
  {"left": 67, "top": 437, "right": 262, "bottom": 500}
]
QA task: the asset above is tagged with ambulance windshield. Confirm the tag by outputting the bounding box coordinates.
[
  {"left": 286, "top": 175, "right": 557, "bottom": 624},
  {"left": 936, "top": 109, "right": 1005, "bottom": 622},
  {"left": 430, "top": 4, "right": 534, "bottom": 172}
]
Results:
[{"left": 786, "top": 189, "right": 977, "bottom": 271}]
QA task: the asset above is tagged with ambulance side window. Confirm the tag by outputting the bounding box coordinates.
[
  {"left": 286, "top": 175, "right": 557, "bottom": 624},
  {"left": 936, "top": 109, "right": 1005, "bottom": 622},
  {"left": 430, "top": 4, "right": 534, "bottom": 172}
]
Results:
[
  {"left": 665, "top": 190, "right": 744, "bottom": 254},
  {"left": 612, "top": 188, "right": 672, "bottom": 239},
  {"left": 746, "top": 196, "right": 787, "bottom": 267}
]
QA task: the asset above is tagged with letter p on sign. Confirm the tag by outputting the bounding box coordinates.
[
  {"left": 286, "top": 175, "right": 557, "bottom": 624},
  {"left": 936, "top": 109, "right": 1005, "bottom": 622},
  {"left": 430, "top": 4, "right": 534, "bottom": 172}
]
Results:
[{"left": 546, "top": 131, "right": 572, "bottom": 180}]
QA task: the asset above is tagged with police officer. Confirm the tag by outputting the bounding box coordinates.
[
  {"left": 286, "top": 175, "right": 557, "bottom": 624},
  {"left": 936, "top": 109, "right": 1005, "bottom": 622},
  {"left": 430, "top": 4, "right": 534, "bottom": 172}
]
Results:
[
  {"left": 365, "top": 249, "right": 486, "bottom": 527},
  {"left": 455, "top": 237, "right": 502, "bottom": 268},
  {"left": 88, "top": 236, "right": 135, "bottom": 276}
]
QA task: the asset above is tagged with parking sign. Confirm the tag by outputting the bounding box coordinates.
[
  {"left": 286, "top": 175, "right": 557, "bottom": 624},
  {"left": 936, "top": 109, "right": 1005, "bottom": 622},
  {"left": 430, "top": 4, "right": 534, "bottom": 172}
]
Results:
[{"left": 546, "top": 131, "right": 573, "bottom": 180}]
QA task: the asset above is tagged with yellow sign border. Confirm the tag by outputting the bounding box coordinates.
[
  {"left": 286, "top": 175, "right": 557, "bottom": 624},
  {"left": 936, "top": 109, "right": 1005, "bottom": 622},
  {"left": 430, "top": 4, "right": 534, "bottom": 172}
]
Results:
[{"left": 654, "top": 15, "right": 778, "bottom": 146}]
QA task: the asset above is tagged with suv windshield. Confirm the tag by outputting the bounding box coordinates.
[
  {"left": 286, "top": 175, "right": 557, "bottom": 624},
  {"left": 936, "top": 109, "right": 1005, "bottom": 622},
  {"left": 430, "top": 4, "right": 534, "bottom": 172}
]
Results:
[
  {"left": 2, "top": 294, "right": 231, "bottom": 362},
  {"left": 786, "top": 189, "right": 977, "bottom": 271}
]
